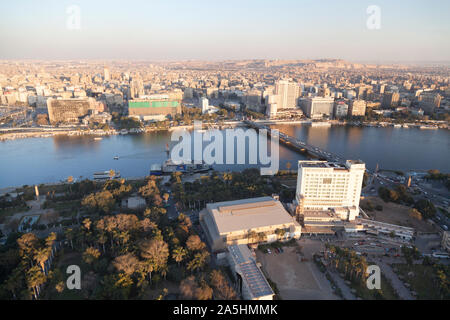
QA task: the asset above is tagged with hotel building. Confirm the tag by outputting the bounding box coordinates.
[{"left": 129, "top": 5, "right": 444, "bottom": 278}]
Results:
[{"left": 295, "top": 160, "right": 365, "bottom": 221}]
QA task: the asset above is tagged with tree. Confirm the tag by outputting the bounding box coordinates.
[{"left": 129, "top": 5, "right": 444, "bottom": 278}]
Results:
[
  {"left": 186, "top": 235, "right": 206, "bottom": 252},
  {"left": 17, "top": 233, "right": 39, "bottom": 261},
  {"left": 27, "top": 265, "right": 46, "bottom": 299},
  {"left": 414, "top": 199, "right": 436, "bottom": 219},
  {"left": 139, "top": 239, "right": 169, "bottom": 275},
  {"left": 179, "top": 276, "right": 197, "bottom": 300},
  {"left": 210, "top": 269, "right": 237, "bottom": 300},
  {"left": 172, "top": 246, "right": 188, "bottom": 266},
  {"left": 83, "top": 247, "right": 101, "bottom": 265},
  {"left": 187, "top": 251, "right": 209, "bottom": 273},
  {"left": 113, "top": 253, "right": 139, "bottom": 275},
  {"left": 34, "top": 247, "right": 50, "bottom": 274}
]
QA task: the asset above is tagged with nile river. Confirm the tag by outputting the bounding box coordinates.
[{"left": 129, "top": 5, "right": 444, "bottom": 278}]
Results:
[{"left": 0, "top": 125, "right": 448, "bottom": 188}]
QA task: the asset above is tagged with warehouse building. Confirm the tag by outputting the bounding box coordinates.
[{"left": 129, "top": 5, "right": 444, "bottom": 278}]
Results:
[{"left": 200, "top": 197, "right": 301, "bottom": 252}]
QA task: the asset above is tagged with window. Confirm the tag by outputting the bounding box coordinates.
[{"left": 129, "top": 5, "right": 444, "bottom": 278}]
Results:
[{"left": 323, "top": 178, "right": 332, "bottom": 184}]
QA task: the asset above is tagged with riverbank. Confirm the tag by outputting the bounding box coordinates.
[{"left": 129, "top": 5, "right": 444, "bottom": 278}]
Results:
[{"left": 1, "top": 118, "right": 448, "bottom": 142}]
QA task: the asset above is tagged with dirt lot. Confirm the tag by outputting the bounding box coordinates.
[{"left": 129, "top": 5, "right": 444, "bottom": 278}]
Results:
[
  {"left": 361, "top": 196, "right": 437, "bottom": 232},
  {"left": 256, "top": 246, "right": 338, "bottom": 300}
]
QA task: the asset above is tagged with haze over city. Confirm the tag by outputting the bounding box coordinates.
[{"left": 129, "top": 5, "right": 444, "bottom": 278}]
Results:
[{"left": 1, "top": 0, "right": 449, "bottom": 62}]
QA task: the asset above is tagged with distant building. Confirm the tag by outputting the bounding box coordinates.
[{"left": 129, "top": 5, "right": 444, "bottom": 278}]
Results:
[
  {"left": 200, "top": 197, "right": 301, "bottom": 252},
  {"left": 47, "top": 97, "right": 97, "bottom": 124},
  {"left": 334, "top": 101, "right": 348, "bottom": 118},
  {"left": 201, "top": 97, "right": 209, "bottom": 114},
  {"left": 382, "top": 92, "right": 400, "bottom": 108},
  {"left": 418, "top": 92, "right": 441, "bottom": 114},
  {"left": 274, "top": 80, "right": 300, "bottom": 109},
  {"left": 301, "top": 96, "right": 335, "bottom": 119},
  {"left": 128, "top": 92, "right": 182, "bottom": 121},
  {"left": 349, "top": 99, "right": 367, "bottom": 117},
  {"left": 296, "top": 160, "right": 365, "bottom": 221},
  {"left": 104, "top": 67, "right": 110, "bottom": 81}
]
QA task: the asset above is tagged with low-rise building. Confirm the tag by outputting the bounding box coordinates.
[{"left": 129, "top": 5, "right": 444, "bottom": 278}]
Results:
[
  {"left": 227, "top": 244, "right": 274, "bottom": 300},
  {"left": 200, "top": 197, "right": 301, "bottom": 252}
]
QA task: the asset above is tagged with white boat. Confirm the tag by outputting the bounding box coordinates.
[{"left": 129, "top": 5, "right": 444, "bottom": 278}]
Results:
[
  {"left": 120, "top": 129, "right": 128, "bottom": 135},
  {"left": 94, "top": 137, "right": 103, "bottom": 141},
  {"left": 93, "top": 171, "right": 121, "bottom": 180},
  {"left": 419, "top": 125, "right": 438, "bottom": 130}
]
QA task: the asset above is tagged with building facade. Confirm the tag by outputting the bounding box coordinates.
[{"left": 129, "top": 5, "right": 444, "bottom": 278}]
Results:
[
  {"left": 349, "top": 99, "right": 367, "bottom": 116},
  {"left": 301, "top": 96, "right": 335, "bottom": 118},
  {"left": 200, "top": 197, "right": 301, "bottom": 252},
  {"left": 296, "top": 160, "right": 365, "bottom": 221},
  {"left": 128, "top": 92, "right": 182, "bottom": 121}
]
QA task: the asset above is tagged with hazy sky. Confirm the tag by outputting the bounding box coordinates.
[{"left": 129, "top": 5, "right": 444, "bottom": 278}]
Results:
[{"left": 0, "top": 0, "right": 449, "bottom": 62}]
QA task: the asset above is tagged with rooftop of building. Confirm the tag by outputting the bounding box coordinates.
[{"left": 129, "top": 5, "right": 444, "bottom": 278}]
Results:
[
  {"left": 206, "top": 197, "right": 299, "bottom": 235},
  {"left": 228, "top": 244, "right": 274, "bottom": 299},
  {"left": 298, "top": 160, "right": 365, "bottom": 170}
]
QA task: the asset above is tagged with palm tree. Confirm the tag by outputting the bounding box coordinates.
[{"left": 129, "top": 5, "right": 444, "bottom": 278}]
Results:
[
  {"left": 172, "top": 246, "right": 187, "bottom": 266},
  {"left": 34, "top": 248, "right": 50, "bottom": 274},
  {"left": 27, "top": 266, "right": 46, "bottom": 300},
  {"left": 113, "top": 253, "right": 139, "bottom": 275}
]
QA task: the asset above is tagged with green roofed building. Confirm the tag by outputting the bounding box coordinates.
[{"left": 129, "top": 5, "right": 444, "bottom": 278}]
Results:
[{"left": 128, "top": 92, "right": 182, "bottom": 121}]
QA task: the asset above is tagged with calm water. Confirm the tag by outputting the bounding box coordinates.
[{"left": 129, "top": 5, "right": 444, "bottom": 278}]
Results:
[
  {"left": 273, "top": 124, "right": 450, "bottom": 173},
  {"left": 0, "top": 129, "right": 303, "bottom": 188},
  {"left": 0, "top": 125, "right": 448, "bottom": 188}
]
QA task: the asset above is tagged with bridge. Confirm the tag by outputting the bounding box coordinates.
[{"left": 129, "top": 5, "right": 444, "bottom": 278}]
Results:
[{"left": 244, "top": 120, "right": 344, "bottom": 163}]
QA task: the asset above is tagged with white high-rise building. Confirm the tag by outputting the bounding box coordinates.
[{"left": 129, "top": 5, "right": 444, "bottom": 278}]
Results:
[
  {"left": 274, "top": 80, "right": 300, "bottom": 109},
  {"left": 296, "top": 160, "right": 365, "bottom": 221},
  {"left": 201, "top": 97, "right": 209, "bottom": 114},
  {"left": 104, "top": 67, "right": 110, "bottom": 81}
]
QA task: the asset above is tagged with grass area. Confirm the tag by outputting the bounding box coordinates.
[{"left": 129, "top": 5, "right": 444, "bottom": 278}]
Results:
[{"left": 392, "top": 264, "right": 442, "bottom": 300}]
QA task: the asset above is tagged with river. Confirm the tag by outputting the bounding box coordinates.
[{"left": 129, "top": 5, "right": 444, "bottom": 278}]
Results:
[{"left": 0, "top": 125, "right": 448, "bottom": 188}]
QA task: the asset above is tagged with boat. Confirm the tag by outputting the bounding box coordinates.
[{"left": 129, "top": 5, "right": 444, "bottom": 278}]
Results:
[
  {"left": 120, "top": 129, "right": 128, "bottom": 135},
  {"left": 94, "top": 137, "right": 103, "bottom": 141},
  {"left": 419, "top": 125, "right": 438, "bottom": 130},
  {"left": 393, "top": 124, "right": 401, "bottom": 128},
  {"left": 161, "top": 159, "right": 212, "bottom": 174},
  {"left": 113, "top": 156, "right": 119, "bottom": 160},
  {"left": 149, "top": 164, "right": 163, "bottom": 176},
  {"left": 93, "top": 171, "right": 121, "bottom": 180}
]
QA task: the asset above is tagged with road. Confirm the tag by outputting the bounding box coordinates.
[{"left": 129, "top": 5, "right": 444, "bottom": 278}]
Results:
[{"left": 376, "top": 259, "right": 415, "bottom": 300}]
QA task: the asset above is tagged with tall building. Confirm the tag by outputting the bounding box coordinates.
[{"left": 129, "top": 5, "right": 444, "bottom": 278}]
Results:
[
  {"left": 382, "top": 92, "right": 400, "bottom": 108},
  {"left": 418, "top": 92, "right": 441, "bottom": 114},
  {"left": 200, "top": 97, "right": 209, "bottom": 114},
  {"left": 295, "top": 160, "right": 365, "bottom": 221},
  {"left": 349, "top": 99, "right": 367, "bottom": 116},
  {"left": 104, "top": 67, "right": 110, "bottom": 81},
  {"left": 128, "top": 92, "right": 182, "bottom": 121},
  {"left": 274, "top": 80, "right": 300, "bottom": 109},
  {"left": 47, "top": 97, "right": 96, "bottom": 124},
  {"left": 301, "top": 96, "right": 335, "bottom": 119},
  {"left": 334, "top": 101, "right": 348, "bottom": 118}
]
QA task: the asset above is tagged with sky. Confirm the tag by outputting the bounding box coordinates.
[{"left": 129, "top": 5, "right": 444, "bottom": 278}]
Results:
[{"left": 0, "top": 0, "right": 449, "bottom": 62}]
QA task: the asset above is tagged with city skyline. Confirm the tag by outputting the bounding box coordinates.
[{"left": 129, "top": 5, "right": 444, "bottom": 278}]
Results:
[{"left": 0, "top": 0, "right": 449, "bottom": 62}]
